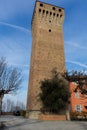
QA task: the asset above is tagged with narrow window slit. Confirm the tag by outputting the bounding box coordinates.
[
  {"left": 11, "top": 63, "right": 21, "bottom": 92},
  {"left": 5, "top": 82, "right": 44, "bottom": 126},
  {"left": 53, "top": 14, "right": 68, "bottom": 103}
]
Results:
[{"left": 39, "top": 9, "right": 41, "bottom": 12}]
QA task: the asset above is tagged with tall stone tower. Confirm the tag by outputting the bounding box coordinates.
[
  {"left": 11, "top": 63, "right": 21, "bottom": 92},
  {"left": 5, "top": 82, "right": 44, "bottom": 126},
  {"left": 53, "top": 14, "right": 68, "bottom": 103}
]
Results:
[{"left": 27, "top": 1, "right": 66, "bottom": 119}]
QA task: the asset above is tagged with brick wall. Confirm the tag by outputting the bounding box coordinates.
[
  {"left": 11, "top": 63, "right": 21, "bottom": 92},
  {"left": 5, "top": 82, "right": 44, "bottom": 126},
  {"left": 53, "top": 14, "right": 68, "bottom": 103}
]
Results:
[
  {"left": 70, "top": 82, "right": 87, "bottom": 112},
  {"left": 39, "top": 114, "right": 66, "bottom": 121}
]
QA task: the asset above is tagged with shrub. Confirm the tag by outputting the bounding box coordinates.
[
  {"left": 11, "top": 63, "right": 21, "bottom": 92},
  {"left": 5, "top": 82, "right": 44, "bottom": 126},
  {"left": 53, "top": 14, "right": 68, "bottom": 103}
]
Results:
[
  {"left": 39, "top": 69, "right": 70, "bottom": 114},
  {"left": 70, "top": 111, "right": 87, "bottom": 120},
  {"left": 20, "top": 110, "right": 26, "bottom": 117}
]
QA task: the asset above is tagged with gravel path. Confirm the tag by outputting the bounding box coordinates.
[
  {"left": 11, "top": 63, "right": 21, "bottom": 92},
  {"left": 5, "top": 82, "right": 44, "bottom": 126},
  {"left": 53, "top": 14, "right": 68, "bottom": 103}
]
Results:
[{"left": 0, "top": 115, "right": 87, "bottom": 130}]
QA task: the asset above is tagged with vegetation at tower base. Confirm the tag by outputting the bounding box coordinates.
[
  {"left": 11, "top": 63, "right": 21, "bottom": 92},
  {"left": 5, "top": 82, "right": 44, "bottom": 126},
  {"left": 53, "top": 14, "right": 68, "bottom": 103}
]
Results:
[
  {"left": 70, "top": 111, "right": 87, "bottom": 121},
  {"left": 39, "top": 69, "right": 70, "bottom": 114},
  {"left": 64, "top": 70, "right": 87, "bottom": 95},
  {"left": 0, "top": 57, "right": 22, "bottom": 114}
]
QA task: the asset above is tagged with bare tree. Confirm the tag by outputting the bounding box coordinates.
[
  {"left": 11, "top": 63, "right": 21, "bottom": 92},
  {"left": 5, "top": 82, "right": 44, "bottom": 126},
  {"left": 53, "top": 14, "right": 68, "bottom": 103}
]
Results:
[
  {"left": 16, "top": 101, "right": 26, "bottom": 110},
  {"left": 0, "top": 57, "right": 22, "bottom": 114},
  {"left": 6, "top": 99, "right": 12, "bottom": 112},
  {"left": 2, "top": 99, "right": 26, "bottom": 112}
]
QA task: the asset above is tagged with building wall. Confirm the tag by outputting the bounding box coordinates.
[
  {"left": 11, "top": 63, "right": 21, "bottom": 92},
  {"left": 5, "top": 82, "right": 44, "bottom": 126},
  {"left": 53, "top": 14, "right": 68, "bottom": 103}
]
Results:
[
  {"left": 70, "top": 82, "right": 87, "bottom": 112},
  {"left": 27, "top": 1, "right": 66, "bottom": 118}
]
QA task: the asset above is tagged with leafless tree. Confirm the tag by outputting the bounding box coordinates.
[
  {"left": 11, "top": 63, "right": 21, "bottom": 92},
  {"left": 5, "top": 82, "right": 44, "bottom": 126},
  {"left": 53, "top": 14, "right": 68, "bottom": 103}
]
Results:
[
  {"left": 2, "top": 99, "right": 26, "bottom": 112},
  {"left": 0, "top": 57, "right": 22, "bottom": 114},
  {"left": 16, "top": 101, "right": 26, "bottom": 110}
]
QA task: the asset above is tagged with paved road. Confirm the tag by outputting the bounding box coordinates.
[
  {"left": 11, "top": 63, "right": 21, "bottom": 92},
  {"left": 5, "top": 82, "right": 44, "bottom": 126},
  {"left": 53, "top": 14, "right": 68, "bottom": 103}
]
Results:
[{"left": 0, "top": 115, "right": 87, "bottom": 130}]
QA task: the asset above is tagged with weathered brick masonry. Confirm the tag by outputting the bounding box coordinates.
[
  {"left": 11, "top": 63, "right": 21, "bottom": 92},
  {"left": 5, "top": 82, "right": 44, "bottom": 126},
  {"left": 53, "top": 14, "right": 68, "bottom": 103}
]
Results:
[{"left": 26, "top": 1, "right": 66, "bottom": 119}]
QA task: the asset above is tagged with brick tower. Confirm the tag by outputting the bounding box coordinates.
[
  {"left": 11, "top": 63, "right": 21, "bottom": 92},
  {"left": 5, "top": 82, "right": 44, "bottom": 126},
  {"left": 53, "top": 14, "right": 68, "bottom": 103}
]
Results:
[{"left": 26, "top": 1, "right": 66, "bottom": 119}]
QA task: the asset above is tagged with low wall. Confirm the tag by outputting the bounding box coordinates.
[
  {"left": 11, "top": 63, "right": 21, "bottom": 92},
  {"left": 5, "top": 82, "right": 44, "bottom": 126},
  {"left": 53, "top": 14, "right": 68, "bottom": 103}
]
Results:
[
  {"left": 1, "top": 112, "right": 13, "bottom": 115},
  {"left": 39, "top": 114, "right": 66, "bottom": 121}
]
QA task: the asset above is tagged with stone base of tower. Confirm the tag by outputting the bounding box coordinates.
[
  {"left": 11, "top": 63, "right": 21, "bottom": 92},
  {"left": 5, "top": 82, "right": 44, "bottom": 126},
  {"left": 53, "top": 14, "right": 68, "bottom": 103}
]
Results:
[
  {"left": 26, "top": 110, "right": 70, "bottom": 120},
  {"left": 26, "top": 110, "right": 41, "bottom": 119}
]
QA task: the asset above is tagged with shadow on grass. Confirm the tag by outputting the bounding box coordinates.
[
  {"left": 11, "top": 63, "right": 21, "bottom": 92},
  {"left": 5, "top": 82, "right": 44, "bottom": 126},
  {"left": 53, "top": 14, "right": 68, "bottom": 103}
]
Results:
[{"left": 0, "top": 122, "right": 5, "bottom": 130}]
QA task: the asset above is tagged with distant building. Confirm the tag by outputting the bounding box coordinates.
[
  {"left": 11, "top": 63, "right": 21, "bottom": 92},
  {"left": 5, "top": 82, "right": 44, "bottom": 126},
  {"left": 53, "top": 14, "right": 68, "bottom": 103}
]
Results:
[
  {"left": 26, "top": 1, "right": 66, "bottom": 119},
  {"left": 70, "top": 82, "right": 87, "bottom": 112}
]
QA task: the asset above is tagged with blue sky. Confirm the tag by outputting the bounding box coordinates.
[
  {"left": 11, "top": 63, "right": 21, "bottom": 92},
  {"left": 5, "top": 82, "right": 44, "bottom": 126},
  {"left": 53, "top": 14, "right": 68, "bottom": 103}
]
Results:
[{"left": 0, "top": 0, "right": 87, "bottom": 106}]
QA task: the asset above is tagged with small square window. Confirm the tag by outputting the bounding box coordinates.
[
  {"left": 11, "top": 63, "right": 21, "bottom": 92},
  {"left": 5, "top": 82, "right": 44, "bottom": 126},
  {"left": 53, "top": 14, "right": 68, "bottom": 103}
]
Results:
[
  {"left": 57, "top": 14, "right": 59, "bottom": 17},
  {"left": 75, "top": 105, "right": 82, "bottom": 112},
  {"left": 60, "top": 14, "right": 63, "bottom": 18},
  {"left": 85, "top": 106, "right": 87, "bottom": 109},
  {"left": 43, "top": 10, "right": 45, "bottom": 13},
  {"left": 50, "top": 12, "right": 52, "bottom": 15},
  {"left": 39, "top": 9, "right": 41, "bottom": 12},
  {"left": 46, "top": 11, "right": 48, "bottom": 14},
  {"left": 59, "top": 9, "right": 62, "bottom": 12},
  {"left": 52, "top": 7, "right": 55, "bottom": 10},
  {"left": 40, "top": 3, "right": 43, "bottom": 7},
  {"left": 49, "top": 29, "right": 51, "bottom": 32},
  {"left": 53, "top": 13, "right": 55, "bottom": 16}
]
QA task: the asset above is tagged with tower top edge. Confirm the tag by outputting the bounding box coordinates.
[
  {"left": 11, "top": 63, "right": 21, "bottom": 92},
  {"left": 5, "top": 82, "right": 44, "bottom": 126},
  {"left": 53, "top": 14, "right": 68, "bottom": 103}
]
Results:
[
  {"left": 36, "top": 0, "right": 64, "bottom": 10},
  {"left": 31, "top": 0, "right": 65, "bottom": 26}
]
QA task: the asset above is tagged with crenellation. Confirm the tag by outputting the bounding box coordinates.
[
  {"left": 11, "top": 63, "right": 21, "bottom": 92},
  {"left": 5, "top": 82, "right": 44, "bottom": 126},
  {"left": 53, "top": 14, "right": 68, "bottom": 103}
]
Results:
[
  {"left": 37, "top": 8, "right": 64, "bottom": 26},
  {"left": 32, "top": 1, "right": 64, "bottom": 27}
]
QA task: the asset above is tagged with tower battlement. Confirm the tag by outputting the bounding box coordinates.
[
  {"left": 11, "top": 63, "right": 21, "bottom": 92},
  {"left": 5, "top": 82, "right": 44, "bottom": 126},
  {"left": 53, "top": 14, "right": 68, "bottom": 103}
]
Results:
[{"left": 32, "top": 1, "right": 64, "bottom": 27}]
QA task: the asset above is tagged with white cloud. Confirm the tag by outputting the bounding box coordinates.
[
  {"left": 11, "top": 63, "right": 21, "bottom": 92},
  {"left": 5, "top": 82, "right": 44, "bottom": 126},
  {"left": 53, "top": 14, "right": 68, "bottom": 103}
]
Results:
[
  {"left": 8, "top": 63, "right": 29, "bottom": 68},
  {"left": 0, "top": 22, "right": 30, "bottom": 33},
  {"left": 65, "top": 41, "right": 87, "bottom": 50},
  {"left": 65, "top": 40, "right": 87, "bottom": 63},
  {"left": 0, "top": 41, "right": 29, "bottom": 66},
  {"left": 0, "top": 28, "right": 31, "bottom": 67},
  {"left": 66, "top": 60, "right": 87, "bottom": 69},
  {"left": 3, "top": 90, "right": 27, "bottom": 106}
]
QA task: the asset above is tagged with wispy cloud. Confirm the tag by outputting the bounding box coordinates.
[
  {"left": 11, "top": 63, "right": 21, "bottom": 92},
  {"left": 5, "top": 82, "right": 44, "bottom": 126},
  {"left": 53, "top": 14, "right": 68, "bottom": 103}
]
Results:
[
  {"left": 65, "top": 41, "right": 87, "bottom": 50},
  {"left": 0, "top": 40, "right": 30, "bottom": 67},
  {"left": 3, "top": 89, "right": 27, "bottom": 106},
  {"left": 66, "top": 60, "right": 87, "bottom": 69},
  {"left": 0, "top": 22, "right": 30, "bottom": 33},
  {"left": 8, "top": 63, "right": 29, "bottom": 68}
]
